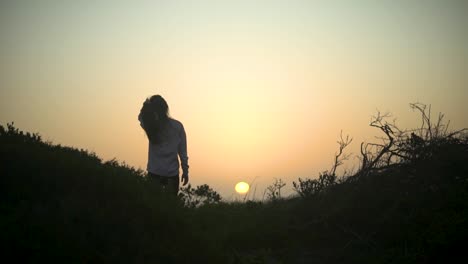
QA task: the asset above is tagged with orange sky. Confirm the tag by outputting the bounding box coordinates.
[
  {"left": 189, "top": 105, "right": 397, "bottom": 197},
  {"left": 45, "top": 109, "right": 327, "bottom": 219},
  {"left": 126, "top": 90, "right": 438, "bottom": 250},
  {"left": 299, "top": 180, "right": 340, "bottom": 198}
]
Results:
[{"left": 1, "top": 1, "right": 467, "bottom": 198}]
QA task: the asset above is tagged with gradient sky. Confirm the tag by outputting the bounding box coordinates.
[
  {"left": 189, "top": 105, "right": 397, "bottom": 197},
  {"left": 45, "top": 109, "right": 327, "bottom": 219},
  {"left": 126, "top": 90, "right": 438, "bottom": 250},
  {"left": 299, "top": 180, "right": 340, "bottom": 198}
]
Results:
[{"left": 1, "top": 0, "right": 467, "bottom": 199}]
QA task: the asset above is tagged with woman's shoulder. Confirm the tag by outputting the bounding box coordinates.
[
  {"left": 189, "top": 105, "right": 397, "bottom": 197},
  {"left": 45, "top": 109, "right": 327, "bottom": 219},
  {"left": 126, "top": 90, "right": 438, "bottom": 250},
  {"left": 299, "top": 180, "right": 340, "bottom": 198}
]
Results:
[{"left": 168, "top": 118, "right": 184, "bottom": 129}]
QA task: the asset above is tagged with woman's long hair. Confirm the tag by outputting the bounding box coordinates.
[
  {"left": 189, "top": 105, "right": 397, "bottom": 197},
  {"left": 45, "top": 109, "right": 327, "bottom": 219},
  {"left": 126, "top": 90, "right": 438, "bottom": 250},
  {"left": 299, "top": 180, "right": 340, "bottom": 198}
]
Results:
[{"left": 139, "top": 95, "right": 169, "bottom": 144}]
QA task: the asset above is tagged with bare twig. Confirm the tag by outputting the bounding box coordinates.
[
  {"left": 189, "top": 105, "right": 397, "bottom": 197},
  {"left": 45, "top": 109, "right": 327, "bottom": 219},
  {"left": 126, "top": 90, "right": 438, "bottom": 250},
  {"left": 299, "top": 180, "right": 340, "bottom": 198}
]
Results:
[{"left": 331, "top": 131, "right": 353, "bottom": 176}]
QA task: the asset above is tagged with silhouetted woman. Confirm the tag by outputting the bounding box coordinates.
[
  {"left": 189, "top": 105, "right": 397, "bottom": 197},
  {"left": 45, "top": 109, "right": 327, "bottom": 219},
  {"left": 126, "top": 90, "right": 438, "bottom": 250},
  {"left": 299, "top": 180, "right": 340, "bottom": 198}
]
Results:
[{"left": 138, "top": 95, "right": 189, "bottom": 196}]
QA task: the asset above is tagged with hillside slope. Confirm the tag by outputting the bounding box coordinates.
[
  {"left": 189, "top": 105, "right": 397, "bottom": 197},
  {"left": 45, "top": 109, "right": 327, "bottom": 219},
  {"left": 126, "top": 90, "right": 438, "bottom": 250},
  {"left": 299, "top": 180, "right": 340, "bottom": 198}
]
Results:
[{"left": 1, "top": 123, "right": 467, "bottom": 263}]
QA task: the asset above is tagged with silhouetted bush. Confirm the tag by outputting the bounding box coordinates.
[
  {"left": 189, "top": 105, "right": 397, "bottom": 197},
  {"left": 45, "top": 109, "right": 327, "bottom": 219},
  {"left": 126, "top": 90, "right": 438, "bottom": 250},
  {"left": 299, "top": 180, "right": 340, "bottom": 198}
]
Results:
[
  {"left": 263, "top": 178, "right": 287, "bottom": 201},
  {"left": 293, "top": 171, "right": 337, "bottom": 198},
  {"left": 178, "top": 183, "right": 222, "bottom": 208}
]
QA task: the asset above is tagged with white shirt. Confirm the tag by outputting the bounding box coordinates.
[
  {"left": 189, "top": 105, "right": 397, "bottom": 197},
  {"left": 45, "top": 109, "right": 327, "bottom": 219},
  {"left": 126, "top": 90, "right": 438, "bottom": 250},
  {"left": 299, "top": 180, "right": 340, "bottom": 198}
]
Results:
[{"left": 139, "top": 116, "right": 189, "bottom": 177}]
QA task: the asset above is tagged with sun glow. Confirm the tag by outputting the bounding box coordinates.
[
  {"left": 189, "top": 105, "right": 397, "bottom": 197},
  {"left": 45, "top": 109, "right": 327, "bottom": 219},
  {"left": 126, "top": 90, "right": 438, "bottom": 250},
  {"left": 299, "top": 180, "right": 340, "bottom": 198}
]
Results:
[{"left": 235, "top": 182, "right": 250, "bottom": 194}]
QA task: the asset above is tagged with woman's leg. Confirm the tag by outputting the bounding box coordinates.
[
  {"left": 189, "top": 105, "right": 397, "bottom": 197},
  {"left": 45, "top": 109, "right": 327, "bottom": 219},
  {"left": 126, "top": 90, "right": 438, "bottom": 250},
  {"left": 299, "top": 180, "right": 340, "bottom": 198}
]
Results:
[
  {"left": 166, "top": 175, "right": 180, "bottom": 196},
  {"left": 147, "top": 172, "right": 162, "bottom": 192},
  {"left": 148, "top": 172, "right": 179, "bottom": 196}
]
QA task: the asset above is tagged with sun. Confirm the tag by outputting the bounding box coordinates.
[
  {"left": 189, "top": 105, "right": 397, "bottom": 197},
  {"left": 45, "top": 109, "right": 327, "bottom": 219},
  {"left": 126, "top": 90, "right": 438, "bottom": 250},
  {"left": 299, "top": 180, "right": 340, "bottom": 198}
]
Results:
[{"left": 235, "top": 182, "right": 250, "bottom": 194}]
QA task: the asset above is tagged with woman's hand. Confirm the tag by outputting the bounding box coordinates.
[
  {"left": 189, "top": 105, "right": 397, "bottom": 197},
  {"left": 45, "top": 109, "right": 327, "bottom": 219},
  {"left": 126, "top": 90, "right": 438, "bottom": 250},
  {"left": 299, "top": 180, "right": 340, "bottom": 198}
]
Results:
[{"left": 181, "top": 174, "right": 189, "bottom": 186}]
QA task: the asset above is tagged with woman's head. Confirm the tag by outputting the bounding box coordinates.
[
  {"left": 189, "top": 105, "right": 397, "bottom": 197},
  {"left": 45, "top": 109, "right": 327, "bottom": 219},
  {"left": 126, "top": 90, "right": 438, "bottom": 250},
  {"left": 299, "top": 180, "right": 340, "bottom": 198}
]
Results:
[
  {"left": 147, "top": 95, "right": 169, "bottom": 119},
  {"left": 140, "top": 95, "right": 170, "bottom": 144}
]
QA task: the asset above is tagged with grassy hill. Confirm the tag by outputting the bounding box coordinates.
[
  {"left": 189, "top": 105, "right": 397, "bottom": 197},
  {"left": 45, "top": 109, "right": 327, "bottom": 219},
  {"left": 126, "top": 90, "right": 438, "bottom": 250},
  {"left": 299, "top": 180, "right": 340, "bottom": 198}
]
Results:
[{"left": 1, "top": 118, "right": 467, "bottom": 263}]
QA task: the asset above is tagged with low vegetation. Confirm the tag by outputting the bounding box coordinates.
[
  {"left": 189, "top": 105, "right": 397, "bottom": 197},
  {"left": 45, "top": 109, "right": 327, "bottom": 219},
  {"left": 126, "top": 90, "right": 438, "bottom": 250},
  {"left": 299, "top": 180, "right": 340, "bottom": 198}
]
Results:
[{"left": 1, "top": 103, "right": 467, "bottom": 263}]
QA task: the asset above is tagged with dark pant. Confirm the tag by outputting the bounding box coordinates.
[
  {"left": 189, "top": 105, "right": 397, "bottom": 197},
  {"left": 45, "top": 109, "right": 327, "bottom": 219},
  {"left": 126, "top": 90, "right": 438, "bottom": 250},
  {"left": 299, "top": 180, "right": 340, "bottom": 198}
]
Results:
[{"left": 148, "top": 172, "right": 179, "bottom": 196}]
